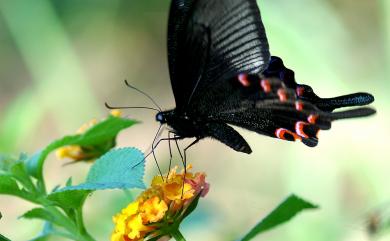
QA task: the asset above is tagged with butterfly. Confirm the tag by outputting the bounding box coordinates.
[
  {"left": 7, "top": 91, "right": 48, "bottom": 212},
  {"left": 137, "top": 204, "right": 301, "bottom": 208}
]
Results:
[{"left": 150, "top": 0, "right": 376, "bottom": 156}]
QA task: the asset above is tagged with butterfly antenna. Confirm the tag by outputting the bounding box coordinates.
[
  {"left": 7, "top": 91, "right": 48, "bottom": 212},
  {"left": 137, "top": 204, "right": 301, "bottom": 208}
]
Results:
[
  {"left": 104, "top": 102, "right": 160, "bottom": 112},
  {"left": 124, "top": 80, "right": 162, "bottom": 111}
]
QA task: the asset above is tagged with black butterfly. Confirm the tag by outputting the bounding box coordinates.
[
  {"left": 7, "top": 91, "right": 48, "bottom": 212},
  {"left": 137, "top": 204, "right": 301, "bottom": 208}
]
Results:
[{"left": 150, "top": 0, "right": 375, "bottom": 156}]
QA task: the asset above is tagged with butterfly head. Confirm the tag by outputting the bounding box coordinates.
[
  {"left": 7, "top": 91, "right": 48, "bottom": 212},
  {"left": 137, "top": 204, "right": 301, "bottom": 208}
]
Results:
[
  {"left": 155, "top": 112, "right": 167, "bottom": 124},
  {"left": 156, "top": 111, "right": 177, "bottom": 124}
]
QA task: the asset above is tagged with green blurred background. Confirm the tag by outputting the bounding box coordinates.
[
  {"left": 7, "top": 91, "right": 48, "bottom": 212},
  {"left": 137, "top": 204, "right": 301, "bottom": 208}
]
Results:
[{"left": 0, "top": 0, "right": 389, "bottom": 240}]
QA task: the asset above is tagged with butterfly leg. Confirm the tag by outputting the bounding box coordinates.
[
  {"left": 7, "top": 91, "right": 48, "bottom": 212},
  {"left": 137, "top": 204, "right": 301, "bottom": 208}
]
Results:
[
  {"left": 173, "top": 135, "right": 184, "bottom": 165},
  {"left": 183, "top": 138, "right": 200, "bottom": 170},
  {"left": 166, "top": 131, "right": 174, "bottom": 180},
  {"left": 181, "top": 138, "right": 200, "bottom": 196},
  {"left": 132, "top": 135, "right": 181, "bottom": 171},
  {"left": 151, "top": 125, "right": 164, "bottom": 179}
]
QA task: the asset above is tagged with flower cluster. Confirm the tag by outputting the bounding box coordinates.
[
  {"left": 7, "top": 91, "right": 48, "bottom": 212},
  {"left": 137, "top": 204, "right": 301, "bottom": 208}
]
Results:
[
  {"left": 56, "top": 110, "right": 122, "bottom": 161},
  {"left": 111, "top": 165, "right": 209, "bottom": 241}
]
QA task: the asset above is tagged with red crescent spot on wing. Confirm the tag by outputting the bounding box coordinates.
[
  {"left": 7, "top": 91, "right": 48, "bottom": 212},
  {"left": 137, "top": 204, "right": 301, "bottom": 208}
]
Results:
[
  {"left": 277, "top": 88, "right": 288, "bottom": 102},
  {"left": 275, "top": 128, "right": 301, "bottom": 141},
  {"left": 260, "top": 79, "right": 271, "bottom": 93},
  {"left": 296, "top": 86, "right": 305, "bottom": 97},
  {"left": 295, "top": 121, "right": 309, "bottom": 138},
  {"left": 295, "top": 101, "right": 304, "bottom": 111},
  {"left": 308, "top": 114, "right": 319, "bottom": 124},
  {"left": 238, "top": 74, "right": 250, "bottom": 87}
]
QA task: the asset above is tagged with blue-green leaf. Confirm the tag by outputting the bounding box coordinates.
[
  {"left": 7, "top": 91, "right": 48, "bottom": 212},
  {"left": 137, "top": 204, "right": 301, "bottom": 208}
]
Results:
[
  {"left": 26, "top": 116, "right": 138, "bottom": 179},
  {"left": 240, "top": 194, "right": 318, "bottom": 241},
  {"left": 57, "top": 147, "right": 145, "bottom": 192}
]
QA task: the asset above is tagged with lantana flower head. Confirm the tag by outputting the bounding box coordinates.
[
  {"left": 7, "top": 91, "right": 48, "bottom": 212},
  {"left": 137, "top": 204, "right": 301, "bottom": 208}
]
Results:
[{"left": 111, "top": 165, "right": 209, "bottom": 241}]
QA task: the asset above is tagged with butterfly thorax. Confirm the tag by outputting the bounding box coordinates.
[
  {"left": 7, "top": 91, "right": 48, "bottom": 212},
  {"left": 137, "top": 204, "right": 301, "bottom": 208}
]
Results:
[{"left": 156, "top": 109, "right": 203, "bottom": 138}]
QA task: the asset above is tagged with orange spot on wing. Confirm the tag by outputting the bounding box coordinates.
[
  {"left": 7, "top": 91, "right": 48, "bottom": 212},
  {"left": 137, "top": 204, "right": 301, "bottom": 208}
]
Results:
[
  {"left": 295, "top": 121, "right": 309, "bottom": 138},
  {"left": 308, "top": 114, "right": 319, "bottom": 124},
  {"left": 277, "top": 88, "right": 288, "bottom": 102},
  {"left": 275, "top": 128, "right": 301, "bottom": 141},
  {"left": 260, "top": 79, "right": 271, "bottom": 93},
  {"left": 295, "top": 101, "right": 304, "bottom": 111},
  {"left": 238, "top": 74, "right": 250, "bottom": 87}
]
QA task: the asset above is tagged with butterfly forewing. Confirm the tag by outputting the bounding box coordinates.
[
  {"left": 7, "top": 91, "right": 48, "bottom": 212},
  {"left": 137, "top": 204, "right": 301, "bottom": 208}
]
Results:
[{"left": 168, "top": 0, "right": 270, "bottom": 112}]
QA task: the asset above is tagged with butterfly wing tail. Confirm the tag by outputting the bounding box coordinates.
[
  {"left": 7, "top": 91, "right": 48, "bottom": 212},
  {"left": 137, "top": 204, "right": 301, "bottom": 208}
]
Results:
[
  {"left": 329, "top": 107, "right": 376, "bottom": 120},
  {"left": 264, "top": 56, "right": 375, "bottom": 112},
  {"left": 297, "top": 85, "right": 375, "bottom": 112}
]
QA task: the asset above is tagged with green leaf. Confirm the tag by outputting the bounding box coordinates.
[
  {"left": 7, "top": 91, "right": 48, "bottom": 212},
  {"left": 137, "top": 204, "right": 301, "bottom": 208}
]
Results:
[
  {"left": 26, "top": 116, "right": 138, "bottom": 179},
  {"left": 10, "top": 160, "right": 35, "bottom": 192},
  {"left": 0, "top": 233, "right": 11, "bottom": 241},
  {"left": 57, "top": 147, "right": 145, "bottom": 192},
  {"left": 0, "top": 174, "right": 21, "bottom": 196},
  {"left": 180, "top": 192, "right": 202, "bottom": 221},
  {"left": 20, "top": 208, "right": 56, "bottom": 224},
  {"left": 240, "top": 194, "right": 318, "bottom": 241},
  {"left": 47, "top": 190, "right": 90, "bottom": 210},
  {"left": 0, "top": 153, "right": 35, "bottom": 192}
]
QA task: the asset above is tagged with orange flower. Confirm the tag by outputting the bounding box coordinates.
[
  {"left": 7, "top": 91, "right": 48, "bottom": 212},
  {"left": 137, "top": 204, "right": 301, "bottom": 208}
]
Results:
[
  {"left": 111, "top": 165, "right": 209, "bottom": 241},
  {"left": 140, "top": 196, "right": 168, "bottom": 223}
]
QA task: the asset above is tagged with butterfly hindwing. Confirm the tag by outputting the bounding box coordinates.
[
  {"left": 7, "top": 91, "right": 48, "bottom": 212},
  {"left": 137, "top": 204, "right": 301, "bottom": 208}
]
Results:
[
  {"left": 263, "top": 56, "right": 375, "bottom": 112},
  {"left": 207, "top": 73, "right": 374, "bottom": 147},
  {"left": 203, "top": 122, "right": 252, "bottom": 153}
]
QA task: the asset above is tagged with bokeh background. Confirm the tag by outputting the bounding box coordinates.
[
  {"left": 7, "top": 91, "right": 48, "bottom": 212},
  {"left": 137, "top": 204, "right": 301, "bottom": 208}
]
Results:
[{"left": 0, "top": 0, "right": 389, "bottom": 240}]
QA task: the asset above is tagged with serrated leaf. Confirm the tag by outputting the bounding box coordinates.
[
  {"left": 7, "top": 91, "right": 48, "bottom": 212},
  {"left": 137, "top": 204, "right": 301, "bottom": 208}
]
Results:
[
  {"left": 47, "top": 190, "right": 90, "bottom": 210},
  {"left": 240, "top": 194, "right": 318, "bottom": 241},
  {"left": 20, "top": 208, "right": 56, "bottom": 224},
  {"left": 26, "top": 116, "right": 138, "bottom": 179},
  {"left": 57, "top": 148, "right": 145, "bottom": 192}
]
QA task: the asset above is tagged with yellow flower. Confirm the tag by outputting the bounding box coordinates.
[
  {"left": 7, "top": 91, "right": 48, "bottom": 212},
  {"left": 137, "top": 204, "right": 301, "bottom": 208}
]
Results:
[
  {"left": 110, "top": 109, "right": 122, "bottom": 117},
  {"left": 122, "top": 201, "right": 139, "bottom": 217},
  {"left": 140, "top": 196, "right": 168, "bottom": 223},
  {"left": 111, "top": 165, "right": 209, "bottom": 241},
  {"left": 55, "top": 145, "right": 86, "bottom": 161},
  {"left": 127, "top": 214, "right": 151, "bottom": 239},
  {"left": 163, "top": 181, "right": 194, "bottom": 201}
]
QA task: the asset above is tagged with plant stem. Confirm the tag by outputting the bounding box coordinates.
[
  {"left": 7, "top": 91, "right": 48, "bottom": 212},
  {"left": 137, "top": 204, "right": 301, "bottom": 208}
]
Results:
[
  {"left": 170, "top": 229, "right": 186, "bottom": 241},
  {"left": 75, "top": 207, "right": 96, "bottom": 241}
]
